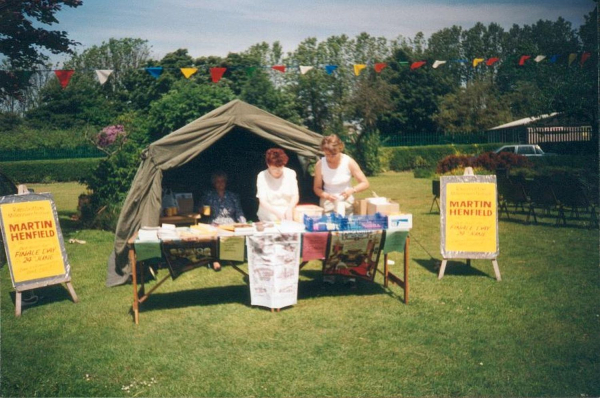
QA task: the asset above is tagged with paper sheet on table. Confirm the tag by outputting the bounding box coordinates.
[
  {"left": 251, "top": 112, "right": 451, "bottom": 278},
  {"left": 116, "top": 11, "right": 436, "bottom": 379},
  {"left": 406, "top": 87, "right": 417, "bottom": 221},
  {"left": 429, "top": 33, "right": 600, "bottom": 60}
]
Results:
[
  {"left": 219, "top": 236, "right": 245, "bottom": 262},
  {"left": 301, "top": 232, "right": 328, "bottom": 260}
]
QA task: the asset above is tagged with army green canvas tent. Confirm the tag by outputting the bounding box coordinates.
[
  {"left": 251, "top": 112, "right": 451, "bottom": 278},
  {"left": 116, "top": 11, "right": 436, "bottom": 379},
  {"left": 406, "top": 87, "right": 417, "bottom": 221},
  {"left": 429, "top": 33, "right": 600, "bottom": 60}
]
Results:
[{"left": 107, "top": 99, "right": 323, "bottom": 287}]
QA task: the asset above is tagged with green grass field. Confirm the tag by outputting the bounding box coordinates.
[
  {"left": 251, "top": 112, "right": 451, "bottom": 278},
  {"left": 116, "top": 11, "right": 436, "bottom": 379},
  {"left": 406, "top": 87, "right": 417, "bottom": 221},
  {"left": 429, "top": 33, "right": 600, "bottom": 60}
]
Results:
[{"left": 1, "top": 173, "right": 599, "bottom": 397}]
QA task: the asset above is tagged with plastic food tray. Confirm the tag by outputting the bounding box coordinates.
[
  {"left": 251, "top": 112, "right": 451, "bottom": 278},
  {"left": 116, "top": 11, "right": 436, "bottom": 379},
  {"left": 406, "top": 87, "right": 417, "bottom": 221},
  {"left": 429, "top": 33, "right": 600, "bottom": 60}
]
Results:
[{"left": 303, "top": 213, "right": 388, "bottom": 231}]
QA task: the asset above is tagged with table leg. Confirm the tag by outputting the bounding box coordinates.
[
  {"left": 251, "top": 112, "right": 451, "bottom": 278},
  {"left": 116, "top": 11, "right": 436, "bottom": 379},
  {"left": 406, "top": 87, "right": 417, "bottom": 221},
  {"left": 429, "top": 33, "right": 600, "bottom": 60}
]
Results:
[
  {"left": 129, "top": 247, "right": 139, "bottom": 325},
  {"left": 384, "top": 254, "right": 389, "bottom": 288},
  {"left": 404, "top": 236, "right": 409, "bottom": 304}
]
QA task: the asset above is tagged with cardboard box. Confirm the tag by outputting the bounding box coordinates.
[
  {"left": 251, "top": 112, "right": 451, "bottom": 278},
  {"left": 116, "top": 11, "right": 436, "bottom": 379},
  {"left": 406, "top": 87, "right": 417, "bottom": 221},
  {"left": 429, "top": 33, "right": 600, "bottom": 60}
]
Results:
[
  {"left": 353, "top": 199, "right": 371, "bottom": 215},
  {"left": 175, "top": 193, "right": 194, "bottom": 214},
  {"left": 367, "top": 200, "right": 400, "bottom": 216},
  {"left": 388, "top": 213, "right": 412, "bottom": 229},
  {"left": 293, "top": 204, "right": 324, "bottom": 222}
]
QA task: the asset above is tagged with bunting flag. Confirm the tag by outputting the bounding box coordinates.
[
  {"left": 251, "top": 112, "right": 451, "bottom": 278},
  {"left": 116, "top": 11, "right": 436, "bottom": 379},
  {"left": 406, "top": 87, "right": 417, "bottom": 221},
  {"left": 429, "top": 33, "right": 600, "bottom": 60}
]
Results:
[
  {"left": 145, "top": 67, "right": 163, "bottom": 79},
  {"left": 473, "top": 58, "right": 485, "bottom": 67},
  {"left": 534, "top": 55, "right": 546, "bottom": 63},
  {"left": 353, "top": 64, "right": 367, "bottom": 76},
  {"left": 95, "top": 69, "right": 113, "bottom": 85},
  {"left": 210, "top": 67, "right": 227, "bottom": 83},
  {"left": 374, "top": 62, "right": 388, "bottom": 73},
  {"left": 486, "top": 57, "right": 500, "bottom": 66},
  {"left": 299, "top": 66, "right": 314, "bottom": 75},
  {"left": 245, "top": 66, "right": 257, "bottom": 76},
  {"left": 410, "top": 61, "right": 426, "bottom": 70},
  {"left": 568, "top": 53, "right": 577, "bottom": 65},
  {"left": 272, "top": 65, "right": 286, "bottom": 73},
  {"left": 325, "top": 65, "right": 338, "bottom": 75},
  {"left": 432, "top": 60, "right": 447, "bottom": 69},
  {"left": 54, "top": 70, "right": 75, "bottom": 89},
  {"left": 518, "top": 55, "right": 531, "bottom": 66},
  {"left": 180, "top": 67, "right": 198, "bottom": 79},
  {"left": 580, "top": 52, "right": 591, "bottom": 66}
]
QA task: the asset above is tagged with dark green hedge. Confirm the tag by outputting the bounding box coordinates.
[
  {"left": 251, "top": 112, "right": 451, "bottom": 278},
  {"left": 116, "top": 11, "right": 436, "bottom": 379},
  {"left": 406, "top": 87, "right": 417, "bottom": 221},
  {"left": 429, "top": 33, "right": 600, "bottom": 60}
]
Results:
[
  {"left": 383, "top": 143, "right": 499, "bottom": 171},
  {"left": 0, "top": 158, "right": 102, "bottom": 183}
]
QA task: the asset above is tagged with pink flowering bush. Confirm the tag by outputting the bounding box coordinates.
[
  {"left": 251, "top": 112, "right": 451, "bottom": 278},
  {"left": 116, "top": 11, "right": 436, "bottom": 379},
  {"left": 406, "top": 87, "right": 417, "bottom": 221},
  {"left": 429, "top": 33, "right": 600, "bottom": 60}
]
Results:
[{"left": 96, "top": 125, "right": 126, "bottom": 148}]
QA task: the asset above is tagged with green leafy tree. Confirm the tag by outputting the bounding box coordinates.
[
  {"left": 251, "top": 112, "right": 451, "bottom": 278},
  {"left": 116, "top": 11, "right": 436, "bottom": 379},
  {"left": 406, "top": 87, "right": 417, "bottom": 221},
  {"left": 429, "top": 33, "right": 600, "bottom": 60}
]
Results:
[
  {"left": 0, "top": 0, "right": 83, "bottom": 99},
  {"left": 147, "top": 80, "right": 235, "bottom": 140}
]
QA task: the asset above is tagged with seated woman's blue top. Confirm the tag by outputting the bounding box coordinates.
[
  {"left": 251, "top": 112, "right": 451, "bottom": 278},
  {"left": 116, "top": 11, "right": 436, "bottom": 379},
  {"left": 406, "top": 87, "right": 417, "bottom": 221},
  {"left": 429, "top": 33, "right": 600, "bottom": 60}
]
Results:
[{"left": 201, "top": 190, "right": 246, "bottom": 225}]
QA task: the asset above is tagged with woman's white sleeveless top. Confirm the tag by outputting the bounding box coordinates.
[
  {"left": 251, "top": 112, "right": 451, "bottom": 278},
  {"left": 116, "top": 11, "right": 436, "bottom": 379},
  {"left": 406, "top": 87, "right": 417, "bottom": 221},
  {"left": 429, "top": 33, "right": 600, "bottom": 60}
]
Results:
[{"left": 321, "top": 154, "right": 352, "bottom": 195}]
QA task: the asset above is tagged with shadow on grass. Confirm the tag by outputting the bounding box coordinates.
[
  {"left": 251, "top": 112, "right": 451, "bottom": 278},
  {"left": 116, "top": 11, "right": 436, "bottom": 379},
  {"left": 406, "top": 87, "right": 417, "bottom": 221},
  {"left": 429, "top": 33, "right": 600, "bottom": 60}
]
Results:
[
  {"left": 7, "top": 283, "right": 77, "bottom": 315},
  {"left": 135, "top": 268, "right": 396, "bottom": 315},
  {"left": 414, "top": 258, "right": 492, "bottom": 278}
]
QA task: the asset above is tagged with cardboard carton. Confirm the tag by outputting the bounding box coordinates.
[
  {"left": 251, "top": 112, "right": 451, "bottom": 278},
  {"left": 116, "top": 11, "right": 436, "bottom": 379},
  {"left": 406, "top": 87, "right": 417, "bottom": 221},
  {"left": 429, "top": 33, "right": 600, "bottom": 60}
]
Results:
[
  {"left": 353, "top": 199, "right": 371, "bottom": 215},
  {"left": 175, "top": 193, "right": 194, "bottom": 214},
  {"left": 367, "top": 200, "right": 400, "bottom": 216},
  {"left": 388, "top": 213, "right": 412, "bottom": 229},
  {"left": 293, "top": 204, "right": 324, "bottom": 222}
]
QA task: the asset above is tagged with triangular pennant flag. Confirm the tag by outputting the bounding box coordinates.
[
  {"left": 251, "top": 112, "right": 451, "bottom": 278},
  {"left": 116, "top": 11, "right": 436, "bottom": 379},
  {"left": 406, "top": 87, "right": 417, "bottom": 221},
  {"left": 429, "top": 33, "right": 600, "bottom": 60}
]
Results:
[
  {"left": 568, "top": 53, "right": 577, "bottom": 66},
  {"left": 472, "top": 58, "right": 485, "bottom": 67},
  {"left": 16, "top": 70, "right": 34, "bottom": 85},
  {"left": 146, "top": 67, "right": 163, "bottom": 79},
  {"left": 180, "top": 68, "right": 198, "bottom": 79},
  {"left": 455, "top": 59, "right": 468, "bottom": 64},
  {"left": 245, "top": 66, "right": 258, "bottom": 76},
  {"left": 353, "top": 64, "right": 367, "bottom": 76},
  {"left": 518, "top": 55, "right": 531, "bottom": 66},
  {"left": 299, "top": 66, "right": 314, "bottom": 75},
  {"left": 432, "top": 60, "right": 447, "bottom": 69},
  {"left": 534, "top": 55, "right": 546, "bottom": 63},
  {"left": 95, "top": 69, "right": 113, "bottom": 85},
  {"left": 580, "top": 52, "right": 591, "bottom": 66},
  {"left": 549, "top": 55, "right": 560, "bottom": 63},
  {"left": 210, "top": 67, "right": 227, "bottom": 83},
  {"left": 272, "top": 65, "right": 286, "bottom": 73},
  {"left": 486, "top": 57, "right": 500, "bottom": 66},
  {"left": 410, "top": 61, "right": 426, "bottom": 70},
  {"left": 54, "top": 70, "right": 75, "bottom": 89},
  {"left": 325, "top": 65, "right": 338, "bottom": 75},
  {"left": 374, "top": 63, "right": 388, "bottom": 73}
]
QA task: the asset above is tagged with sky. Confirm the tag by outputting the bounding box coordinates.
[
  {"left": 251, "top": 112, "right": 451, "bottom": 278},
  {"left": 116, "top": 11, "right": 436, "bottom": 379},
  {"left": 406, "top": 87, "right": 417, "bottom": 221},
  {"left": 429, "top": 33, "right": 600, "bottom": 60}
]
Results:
[{"left": 50, "top": 0, "right": 595, "bottom": 64}]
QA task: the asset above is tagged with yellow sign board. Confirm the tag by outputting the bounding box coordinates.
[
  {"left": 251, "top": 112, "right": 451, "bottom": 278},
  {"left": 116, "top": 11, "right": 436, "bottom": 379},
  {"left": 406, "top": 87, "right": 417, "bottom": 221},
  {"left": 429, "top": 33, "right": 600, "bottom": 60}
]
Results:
[
  {"left": 441, "top": 177, "right": 499, "bottom": 258},
  {"left": 1, "top": 198, "right": 68, "bottom": 285}
]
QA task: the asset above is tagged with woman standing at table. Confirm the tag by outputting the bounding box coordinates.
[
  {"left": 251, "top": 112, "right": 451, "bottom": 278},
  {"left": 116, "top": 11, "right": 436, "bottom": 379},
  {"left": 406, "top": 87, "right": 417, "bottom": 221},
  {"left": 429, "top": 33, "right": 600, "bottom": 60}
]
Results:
[
  {"left": 256, "top": 148, "right": 299, "bottom": 221},
  {"left": 313, "top": 134, "right": 369, "bottom": 216}
]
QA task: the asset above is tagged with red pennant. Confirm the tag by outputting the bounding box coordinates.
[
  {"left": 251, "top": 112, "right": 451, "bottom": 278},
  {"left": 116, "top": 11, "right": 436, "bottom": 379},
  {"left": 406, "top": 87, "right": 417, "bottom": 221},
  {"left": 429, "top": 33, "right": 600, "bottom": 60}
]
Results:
[
  {"left": 410, "top": 61, "right": 426, "bottom": 70},
  {"left": 54, "top": 70, "right": 75, "bottom": 89},
  {"left": 580, "top": 52, "right": 591, "bottom": 66},
  {"left": 486, "top": 57, "right": 500, "bottom": 66},
  {"left": 518, "top": 55, "right": 531, "bottom": 66},
  {"left": 271, "top": 65, "right": 286, "bottom": 73},
  {"left": 210, "top": 67, "right": 227, "bottom": 83},
  {"left": 374, "top": 63, "right": 388, "bottom": 73}
]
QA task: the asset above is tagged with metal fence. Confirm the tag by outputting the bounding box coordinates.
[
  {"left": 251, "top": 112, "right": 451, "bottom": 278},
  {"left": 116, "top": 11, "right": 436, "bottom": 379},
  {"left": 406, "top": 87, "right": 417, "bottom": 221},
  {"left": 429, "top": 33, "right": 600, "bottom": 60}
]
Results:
[{"left": 0, "top": 146, "right": 105, "bottom": 162}]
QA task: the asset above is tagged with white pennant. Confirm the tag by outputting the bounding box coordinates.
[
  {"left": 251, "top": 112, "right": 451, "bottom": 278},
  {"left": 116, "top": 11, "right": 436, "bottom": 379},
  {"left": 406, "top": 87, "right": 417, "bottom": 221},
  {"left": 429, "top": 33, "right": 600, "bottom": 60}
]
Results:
[
  {"left": 299, "top": 66, "right": 314, "bottom": 75},
  {"left": 432, "top": 60, "right": 447, "bottom": 69},
  {"left": 534, "top": 55, "right": 546, "bottom": 63},
  {"left": 95, "top": 69, "right": 113, "bottom": 85}
]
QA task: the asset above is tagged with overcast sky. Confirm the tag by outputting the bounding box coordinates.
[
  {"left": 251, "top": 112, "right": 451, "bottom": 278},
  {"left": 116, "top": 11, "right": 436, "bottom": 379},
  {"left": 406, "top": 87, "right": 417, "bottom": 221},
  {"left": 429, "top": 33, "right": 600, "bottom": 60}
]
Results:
[{"left": 51, "top": 0, "right": 594, "bottom": 64}]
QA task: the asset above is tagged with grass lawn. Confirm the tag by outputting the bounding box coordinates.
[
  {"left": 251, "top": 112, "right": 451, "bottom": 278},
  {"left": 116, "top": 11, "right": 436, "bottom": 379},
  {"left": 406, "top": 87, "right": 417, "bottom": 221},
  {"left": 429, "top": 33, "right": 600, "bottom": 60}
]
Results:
[{"left": 1, "top": 173, "right": 599, "bottom": 397}]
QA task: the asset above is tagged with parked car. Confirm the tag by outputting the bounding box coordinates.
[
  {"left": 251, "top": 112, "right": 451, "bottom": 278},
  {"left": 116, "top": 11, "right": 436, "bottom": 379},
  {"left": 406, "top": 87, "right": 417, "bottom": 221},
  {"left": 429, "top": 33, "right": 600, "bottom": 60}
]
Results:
[{"left": 494, "top": 144, "right": 554, "bottom": 156}]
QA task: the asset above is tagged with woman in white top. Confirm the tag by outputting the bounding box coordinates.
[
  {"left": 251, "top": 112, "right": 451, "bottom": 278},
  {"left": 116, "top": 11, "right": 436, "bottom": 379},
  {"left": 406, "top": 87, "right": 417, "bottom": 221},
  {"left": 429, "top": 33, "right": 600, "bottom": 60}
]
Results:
[
  {"left": 313, "top": 134, "right": 369, "bottom": 216},
  {"left": 256, "top": 148, "right": 299, "bottom": 221}
]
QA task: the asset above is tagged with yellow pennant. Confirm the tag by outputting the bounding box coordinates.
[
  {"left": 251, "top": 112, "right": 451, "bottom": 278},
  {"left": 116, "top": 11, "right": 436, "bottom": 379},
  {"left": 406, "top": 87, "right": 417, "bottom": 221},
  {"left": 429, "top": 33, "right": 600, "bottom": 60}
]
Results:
[
  {"left": 180, "top": 68, "right": 198, "bottom": 79},
  {"left": 568, "top": 53, "right": 577, "bottom": 66},
  {"left": 353, "top": 64, "right": 367, "bottom": 76},
  {"left": 472, "top": 58, "right": 484, "bottom": 67}
]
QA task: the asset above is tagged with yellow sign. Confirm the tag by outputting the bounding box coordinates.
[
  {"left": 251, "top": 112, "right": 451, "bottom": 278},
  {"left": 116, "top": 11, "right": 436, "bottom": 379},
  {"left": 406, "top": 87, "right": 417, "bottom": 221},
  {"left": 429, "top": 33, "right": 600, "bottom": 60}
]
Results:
[
  {"left": 1, "top": 200, "right": 67, "bottom": 284},
  {"left": 445, "top": 182, "right": 497, "bottom": 254}
]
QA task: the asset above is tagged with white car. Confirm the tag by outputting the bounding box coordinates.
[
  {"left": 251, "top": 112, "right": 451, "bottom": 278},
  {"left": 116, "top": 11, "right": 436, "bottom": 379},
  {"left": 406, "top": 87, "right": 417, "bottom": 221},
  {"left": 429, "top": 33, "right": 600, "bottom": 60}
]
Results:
[{"left": 494, "top": 144, "right": 551, "bottom": 156}]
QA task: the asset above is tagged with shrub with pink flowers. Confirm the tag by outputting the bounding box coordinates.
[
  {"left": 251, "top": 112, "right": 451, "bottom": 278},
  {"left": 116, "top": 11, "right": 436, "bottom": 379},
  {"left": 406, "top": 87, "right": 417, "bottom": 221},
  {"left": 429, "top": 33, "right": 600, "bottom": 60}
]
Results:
[{"left": 96, "top": 125, "right": 126, "bottom": 148}]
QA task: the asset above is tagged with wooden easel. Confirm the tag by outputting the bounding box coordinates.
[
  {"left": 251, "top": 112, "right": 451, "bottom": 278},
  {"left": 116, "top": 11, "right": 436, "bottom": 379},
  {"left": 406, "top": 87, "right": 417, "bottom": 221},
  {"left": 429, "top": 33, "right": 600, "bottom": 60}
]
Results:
[
  {"left": 438, "top": 258, "right": 501, "bottom": 281},
  {"left": 14, "top": 278, "right": 78, "bottom": 316}
]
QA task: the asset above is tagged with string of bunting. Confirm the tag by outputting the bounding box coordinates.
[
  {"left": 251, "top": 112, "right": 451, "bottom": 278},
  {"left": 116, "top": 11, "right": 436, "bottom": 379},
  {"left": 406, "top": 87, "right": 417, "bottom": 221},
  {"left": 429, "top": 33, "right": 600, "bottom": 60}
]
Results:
[{"left": 2, "top": 52, "right": 592, "bottom": 89}]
